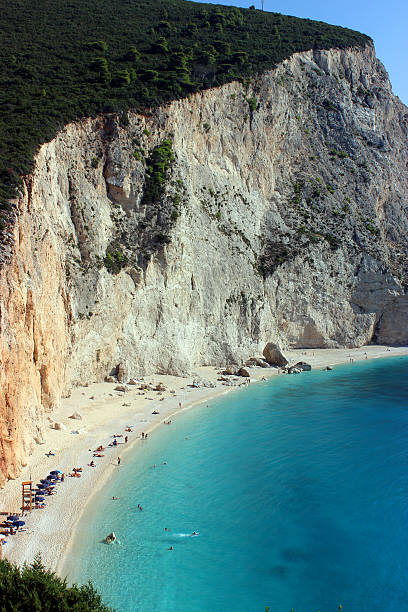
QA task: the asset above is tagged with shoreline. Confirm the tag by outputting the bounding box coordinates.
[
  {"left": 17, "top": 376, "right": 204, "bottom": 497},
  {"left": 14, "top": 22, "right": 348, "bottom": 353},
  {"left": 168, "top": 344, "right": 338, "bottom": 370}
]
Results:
[{"left": 1, "top": 345, "right": 407, "bottom": 577}]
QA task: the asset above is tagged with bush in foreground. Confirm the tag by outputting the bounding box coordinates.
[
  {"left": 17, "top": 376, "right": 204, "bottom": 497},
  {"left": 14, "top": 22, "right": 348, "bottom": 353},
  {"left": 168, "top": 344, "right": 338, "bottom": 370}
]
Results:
[{"left": 0, "top": 556, "right": 114, "bottom": 611}]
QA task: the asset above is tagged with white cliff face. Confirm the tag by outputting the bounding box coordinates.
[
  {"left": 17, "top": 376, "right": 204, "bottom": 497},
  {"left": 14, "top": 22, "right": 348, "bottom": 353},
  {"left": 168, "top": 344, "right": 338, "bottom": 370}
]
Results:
[{"left": 1, "top": 44, "right": 407, "bottom": 484}]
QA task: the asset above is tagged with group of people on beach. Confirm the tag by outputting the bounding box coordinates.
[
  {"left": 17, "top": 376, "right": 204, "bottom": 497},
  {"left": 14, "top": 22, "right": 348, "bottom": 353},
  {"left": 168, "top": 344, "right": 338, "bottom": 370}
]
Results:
[{"left": 3, "top": 401, "right": 184, "bottom": 557}]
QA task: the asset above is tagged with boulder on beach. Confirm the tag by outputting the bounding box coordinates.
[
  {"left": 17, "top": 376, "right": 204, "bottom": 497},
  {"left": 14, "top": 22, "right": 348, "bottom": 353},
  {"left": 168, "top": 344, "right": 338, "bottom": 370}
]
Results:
[
  {"left": 246, "top": 357, "right": 269, "bottom": 368},
  {"left": 237, "top": 367, "right": 250, "bottom": 377},
  {"left": 69, "top": 412, "right": 82, "bottom": 420},
  {"left": 263, "top": 343, "right": 289, "bottom": 367},
  {"left": 52, "top": 421, "right": 66, "bottom": 430},
  {"left": 293, "top": 361, "right": 312, "bottom": 371},
  {"left": 128, "top": 378, "right": 138, "bottom": 385},
  {"left": 117, "top": 363, "right": 128, "bottom": 383},
  {"left": 105, "top": 376, "right": 116, "bottom": 383},
  {"left": 114, "top": 385, "right": 128, "bottom": 392}
]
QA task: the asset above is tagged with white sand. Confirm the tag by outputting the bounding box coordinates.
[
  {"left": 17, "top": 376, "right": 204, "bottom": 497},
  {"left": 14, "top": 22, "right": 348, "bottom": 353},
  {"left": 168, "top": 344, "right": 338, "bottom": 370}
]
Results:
[{"left": 1, "top": 345, "right": 407, "bottom": 576}]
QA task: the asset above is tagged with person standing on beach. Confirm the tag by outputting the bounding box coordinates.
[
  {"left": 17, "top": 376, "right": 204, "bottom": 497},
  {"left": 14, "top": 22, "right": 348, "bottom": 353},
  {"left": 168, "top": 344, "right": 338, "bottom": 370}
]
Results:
[
  {"left": 125, "top": 436, "right": 128, "bottom": 443},
  {"left": 117, "top": 457, "right": 121, "bottom": 465}
]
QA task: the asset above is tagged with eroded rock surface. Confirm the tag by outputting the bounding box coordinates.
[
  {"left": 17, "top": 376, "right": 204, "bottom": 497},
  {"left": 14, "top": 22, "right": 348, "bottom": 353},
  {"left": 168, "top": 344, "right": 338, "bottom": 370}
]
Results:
[{"left": 1, "top": 44, "right": 407, "bottom": 485}]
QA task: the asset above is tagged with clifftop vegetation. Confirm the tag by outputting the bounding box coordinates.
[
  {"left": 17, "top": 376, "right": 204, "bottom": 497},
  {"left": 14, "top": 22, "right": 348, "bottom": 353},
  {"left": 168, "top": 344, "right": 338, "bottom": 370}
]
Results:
[{"left": 0, "top": 0, "right": 370, "bottom": 212}]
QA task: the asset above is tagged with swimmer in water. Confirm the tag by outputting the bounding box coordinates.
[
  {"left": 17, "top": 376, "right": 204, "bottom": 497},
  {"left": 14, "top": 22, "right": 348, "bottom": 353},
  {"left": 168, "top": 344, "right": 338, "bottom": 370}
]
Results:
[
  {"left": 167, "top": 546, "right": 174, "bottom": 550},
  {"left": 191, "top": 531, "right": 199, "bottom": 536}
]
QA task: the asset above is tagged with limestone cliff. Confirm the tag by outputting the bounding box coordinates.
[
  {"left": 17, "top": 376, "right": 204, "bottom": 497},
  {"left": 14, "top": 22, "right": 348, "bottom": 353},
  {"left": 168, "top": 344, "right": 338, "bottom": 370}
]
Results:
[{"left": 1, "top": 44, "right": 407, "bottom": 485}]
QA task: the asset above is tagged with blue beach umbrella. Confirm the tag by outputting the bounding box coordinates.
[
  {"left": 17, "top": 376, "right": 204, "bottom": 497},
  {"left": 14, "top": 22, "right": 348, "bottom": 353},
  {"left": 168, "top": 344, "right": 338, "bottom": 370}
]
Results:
[
  {"left": 40, "top": 479, "right": 51, "bottom": 485},
  {"left": 37, "top": 484, "right": 46, "bottom": 489},
  {"left": 35, "top": 496, "right": 45, "bottom": 501},
  {"left": 7, "top": 515, "right": 18, "bottom": 522},
  {"left": 12, "top": 520, "right": 25, "bottom": 528},
  {"left": 49, "top": 470, "right": 60, "bottom": 475}
]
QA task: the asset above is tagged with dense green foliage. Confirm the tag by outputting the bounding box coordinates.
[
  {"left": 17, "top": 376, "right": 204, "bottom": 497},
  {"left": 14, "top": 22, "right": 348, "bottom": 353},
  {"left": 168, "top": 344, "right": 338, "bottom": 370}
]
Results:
[
  {"left": 0, "top": 0, "right": 370, "bottom": 210},
  {"left": 0, "top": 556, "right": 113, "bottom": 611},
  {"left": 142, "top": 139, "right": 175, "bottom": 205}
]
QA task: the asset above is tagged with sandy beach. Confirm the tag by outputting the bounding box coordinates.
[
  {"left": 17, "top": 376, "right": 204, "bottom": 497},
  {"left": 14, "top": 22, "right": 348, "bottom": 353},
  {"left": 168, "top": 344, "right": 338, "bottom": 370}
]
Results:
[{"left": 1, "top": 345, "right": 407, "bottom": 578}]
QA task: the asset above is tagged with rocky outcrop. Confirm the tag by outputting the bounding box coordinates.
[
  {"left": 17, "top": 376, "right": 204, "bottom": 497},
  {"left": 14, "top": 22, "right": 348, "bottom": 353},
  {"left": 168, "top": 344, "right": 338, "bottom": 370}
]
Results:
[
  {"left": 263, "top": 343, "right": 289, "bottom": 367},
  {"left": 0, "top": 43, "right": 407, "bottom": 485}
]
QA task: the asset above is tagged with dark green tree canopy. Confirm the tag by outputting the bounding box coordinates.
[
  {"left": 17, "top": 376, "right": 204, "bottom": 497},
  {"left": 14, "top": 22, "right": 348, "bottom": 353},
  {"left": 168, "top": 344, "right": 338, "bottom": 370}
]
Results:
[
  {"left": 0, "top": 0, "right": 370, "bottom": 210},
  {"left": 0, "top": 556, "right": 114, "bottom": 611}
]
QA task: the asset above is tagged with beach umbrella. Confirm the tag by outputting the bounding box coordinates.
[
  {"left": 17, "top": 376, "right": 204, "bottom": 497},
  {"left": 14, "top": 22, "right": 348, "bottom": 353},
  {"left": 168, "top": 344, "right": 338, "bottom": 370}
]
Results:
[
  {"left": 12, "top": 520, "right": 25, "bottom": 528},
  {"left": 47, "top": 475, "right": 58, "bottom": 480},
  {"left": 7, "top": 515, "right": 18, "bottom": 522},
  {"left": 37, "top": 484, "right": 46, "bottom": 489},
  {"left": 49, "top": 470, "right": 59, "bottom": 475},
  {"left": 35, "top": 496, "right": 45, "bottom": 501},
  {"left": 40, "top": 479, "right": 51, "bottom": 485}
]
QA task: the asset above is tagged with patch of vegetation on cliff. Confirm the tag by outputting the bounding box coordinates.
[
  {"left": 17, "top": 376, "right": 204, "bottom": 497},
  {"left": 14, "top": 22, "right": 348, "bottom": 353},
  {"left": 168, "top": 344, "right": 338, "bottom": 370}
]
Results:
[
  {"left": 0, "top": 0, "right": 370, "bottom": 210},
  {"left": 142, "top": 139, "right": 174, "bottom": 206},
  {"left": 0, "top": 556, "right": 113, "bottom": 611},
  {"left": 104, "top": 245, "right": 127, "bottom": 275},
  {"left": 257, "top": 240, "right": 298, "bottom": 276}
]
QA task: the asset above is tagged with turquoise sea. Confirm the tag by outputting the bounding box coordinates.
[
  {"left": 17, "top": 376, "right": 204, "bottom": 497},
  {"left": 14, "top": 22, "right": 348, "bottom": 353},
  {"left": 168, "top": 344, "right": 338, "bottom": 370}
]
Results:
[{"left": 73, "top": 356, "right": 408, "bottom": 611}]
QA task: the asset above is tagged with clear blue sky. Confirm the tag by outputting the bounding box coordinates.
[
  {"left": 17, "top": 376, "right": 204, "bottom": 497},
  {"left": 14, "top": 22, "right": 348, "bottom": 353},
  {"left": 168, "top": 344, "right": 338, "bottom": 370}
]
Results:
[{"left": 191, "top": 0, "right": 408, "bottom": 105}]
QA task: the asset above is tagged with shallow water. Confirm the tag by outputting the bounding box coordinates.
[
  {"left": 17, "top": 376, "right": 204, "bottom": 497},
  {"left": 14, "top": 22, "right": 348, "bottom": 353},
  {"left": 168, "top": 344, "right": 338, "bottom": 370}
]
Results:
[{"left": 74, "top": 357, "right": 408, "bottom": 611}]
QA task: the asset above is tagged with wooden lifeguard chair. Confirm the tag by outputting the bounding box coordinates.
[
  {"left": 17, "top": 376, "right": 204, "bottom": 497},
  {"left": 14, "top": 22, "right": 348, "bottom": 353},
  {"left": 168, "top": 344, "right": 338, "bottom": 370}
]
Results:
[{"left": 21, "top": 481, "right": 33, "bottom": 513}]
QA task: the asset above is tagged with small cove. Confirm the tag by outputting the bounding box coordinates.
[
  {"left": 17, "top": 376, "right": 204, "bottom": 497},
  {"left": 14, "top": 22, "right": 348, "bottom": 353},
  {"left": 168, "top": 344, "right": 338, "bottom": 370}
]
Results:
[{"left": 72, "top": 356, "right": 408, "bottom": 611}]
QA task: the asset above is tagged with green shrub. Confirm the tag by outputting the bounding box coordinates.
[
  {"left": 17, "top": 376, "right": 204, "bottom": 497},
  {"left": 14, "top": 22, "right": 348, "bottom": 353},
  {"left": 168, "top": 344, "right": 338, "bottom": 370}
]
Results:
[
  {"left": 292, "top": 182, "right": 301, "bottom": 204},
  {"left": 86, "top": 40, "right": 108, "bottom": 52},
  {"left": 0, "top": 556, "right": 113, "bottom": 611},
  {"left": 142, "top": 138, "right": 174, "bottom": 205},
  {"left": 90, "top": 57, "right": 111, "bottom": 83},
  {"left": 112, "top": 70, "right": 131, "bottom": 87},
  {"left": 247, "top": 97, "right": 257, "bottom": 112},
  {"left": 123, "top": 46, "right": 141, "bottom": 63},
  {"left": 104, "top": 248, "right": 127, "bottom": 274}
]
